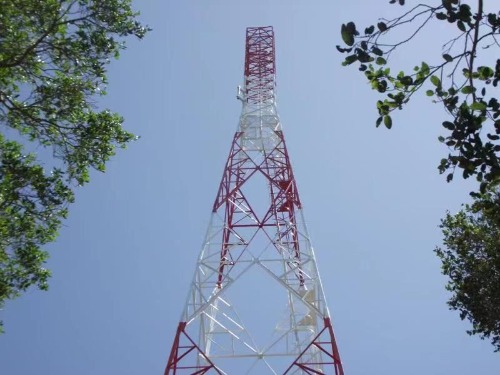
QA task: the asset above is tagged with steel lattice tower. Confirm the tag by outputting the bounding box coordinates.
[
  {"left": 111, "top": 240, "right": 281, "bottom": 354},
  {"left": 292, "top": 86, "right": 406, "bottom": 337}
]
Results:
[{"left": 165, "top": 26, "right": 344, "bottom": 375}]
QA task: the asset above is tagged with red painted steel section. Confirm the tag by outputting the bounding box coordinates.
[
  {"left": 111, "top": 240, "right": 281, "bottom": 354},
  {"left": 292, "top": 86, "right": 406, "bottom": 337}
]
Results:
[
  {"left": 244, "top": 26, "right": 276, "bottom": 104},
  {"left": 283, "top": 318, "right": 344, "bottom": 375},
  {"left": 325, "top": 317, "right": 344, "bottom": 375},
  {"left": 212, "top": 130, "right": 304, "bottom": 288},
  {"left": 165, "top": 322, "right": 221, "bottom": 374}
]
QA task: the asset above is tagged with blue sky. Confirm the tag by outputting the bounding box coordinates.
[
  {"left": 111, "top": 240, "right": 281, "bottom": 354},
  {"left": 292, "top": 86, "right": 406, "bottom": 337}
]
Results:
[{"left": 1, "top": 1, "right": 499, "bottom": 374}]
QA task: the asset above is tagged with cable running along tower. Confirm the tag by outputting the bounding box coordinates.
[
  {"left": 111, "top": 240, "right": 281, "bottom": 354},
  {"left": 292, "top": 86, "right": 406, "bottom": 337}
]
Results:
[{"left": 165, "top": 26, "right": 344, "bottom": 374}]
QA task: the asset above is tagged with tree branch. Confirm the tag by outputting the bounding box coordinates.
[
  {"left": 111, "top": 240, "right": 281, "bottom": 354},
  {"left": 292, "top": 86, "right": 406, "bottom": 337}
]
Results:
[{"left": 469, "top": 0, "right": 484, "bottom": 102}]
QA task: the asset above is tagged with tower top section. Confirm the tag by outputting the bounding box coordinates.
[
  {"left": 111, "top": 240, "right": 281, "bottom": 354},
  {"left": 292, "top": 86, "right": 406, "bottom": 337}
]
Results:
[{"left": 243, "top": 26, "right": 276, "bottom": 105}]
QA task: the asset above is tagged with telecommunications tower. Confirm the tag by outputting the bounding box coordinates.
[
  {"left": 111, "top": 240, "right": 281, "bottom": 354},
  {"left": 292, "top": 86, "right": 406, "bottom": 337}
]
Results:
[{"left": 165, "top": 26, "right": 344, "bottom": 374}]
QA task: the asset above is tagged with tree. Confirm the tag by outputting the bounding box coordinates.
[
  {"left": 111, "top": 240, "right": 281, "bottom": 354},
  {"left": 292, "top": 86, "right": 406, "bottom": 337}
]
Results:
[
  {"left": 0, "top": 0, "right": 149, "bottom": 331},
  {"left": 436, "top": 187, "right": 500, "bottom": 351},
  {"left": 338, "top": 0, "right": 499, "bottom": 191},
  {"left": 337, "top": 0, "right": 500, "bottom": 350}
]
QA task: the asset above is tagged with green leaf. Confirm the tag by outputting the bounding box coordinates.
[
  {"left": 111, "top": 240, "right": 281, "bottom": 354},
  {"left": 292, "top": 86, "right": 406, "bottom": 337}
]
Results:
[
  {"left": 341, "top": 23, "right": 355, "bottom": 46},
  {"left": 421, "top": 62, "right": 430, "bottom": 75},
  {"left": 364, "top": 25, "right": 375, "bottom": 35},
  {"left": 470, "top": 102, "right": 487, "bottom": 111},
  {"left": 430, "top": 75, "right": 441, "bottom": 87},
  {"left": 442, "top": 121, "right": 455, "bottom": 130},
  {"left": 436, "top": 12, "right": 447, "bottom": 20},
  {"left": 461, "top": 86, "right": 475, "bottom": 94},
  {"left": 377, "top": 22, "right": 388, "bottom": 32},
  {"left": 384, "top": 115, "right": 392, "bottom": 129},
  {"left": 399, "top": 76, "right": 413, "bottom": 86},
  {"left": 443, "top": 54, "right": 453, "bottom": 62},
  {"left": 426, "top": 90, "right": 435, "bottom": 96},
  {"left": 487, "top": 133, "right": 500, "bottom": 141},
  {"left": 372, "top": 46, "right": 383, "bottom": 56},
  {"left": 479, "top": 181, "right": 487, "bottom": 193},
  {"left": 357, "top": 50, "right": 373, "bottom": 63},
  {"left": 376, "top": 57, "right": 387, "bottom": 65},
  {"left": 336, "top": 45, "right": 352, "bottom": 53},
  {"left": 376, "top": 116, "right": 383, "bottom": 127},
  {"left": 478, "top": 66, "right": 494, "bottom": 79},
  {"left": 487, "top": 13, "right": 498, "bottom": 26},
  {"left": 457, "top": 20, "right": 466, "bottom": 32},
  {"left": 342, "top": 54, "right": 358, "bottom": 66}
]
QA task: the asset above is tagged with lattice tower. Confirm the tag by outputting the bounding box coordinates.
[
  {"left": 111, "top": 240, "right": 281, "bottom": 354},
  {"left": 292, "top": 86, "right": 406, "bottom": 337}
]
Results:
[{"left": 164, "top": 26, "right": 344, "bottom": 375}]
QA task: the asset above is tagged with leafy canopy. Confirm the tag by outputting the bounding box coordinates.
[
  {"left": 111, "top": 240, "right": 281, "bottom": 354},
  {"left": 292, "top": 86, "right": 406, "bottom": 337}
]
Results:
[
  {"left": 436, "top": 187, "right": 500, "bottom": 351},
  {"left": 338, "top": 0, "right": 500, "bottom": 191},
  {"left": 0, "top": 134, "right": 74, "bottom": 331},
  {"left": 0, "top": 0, "right": 149, "bottom": 331}
]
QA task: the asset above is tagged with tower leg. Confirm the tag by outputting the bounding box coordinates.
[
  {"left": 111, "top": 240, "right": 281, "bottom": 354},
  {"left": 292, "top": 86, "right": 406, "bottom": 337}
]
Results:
[{"left": 165, "top": 322, "right": 221, "bottom": 375}]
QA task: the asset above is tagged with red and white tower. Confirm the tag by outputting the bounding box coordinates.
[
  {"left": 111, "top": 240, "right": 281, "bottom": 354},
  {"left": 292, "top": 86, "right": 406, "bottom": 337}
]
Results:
[{"left": 165, "top": 26, "right": 344, "bottom": 375}]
